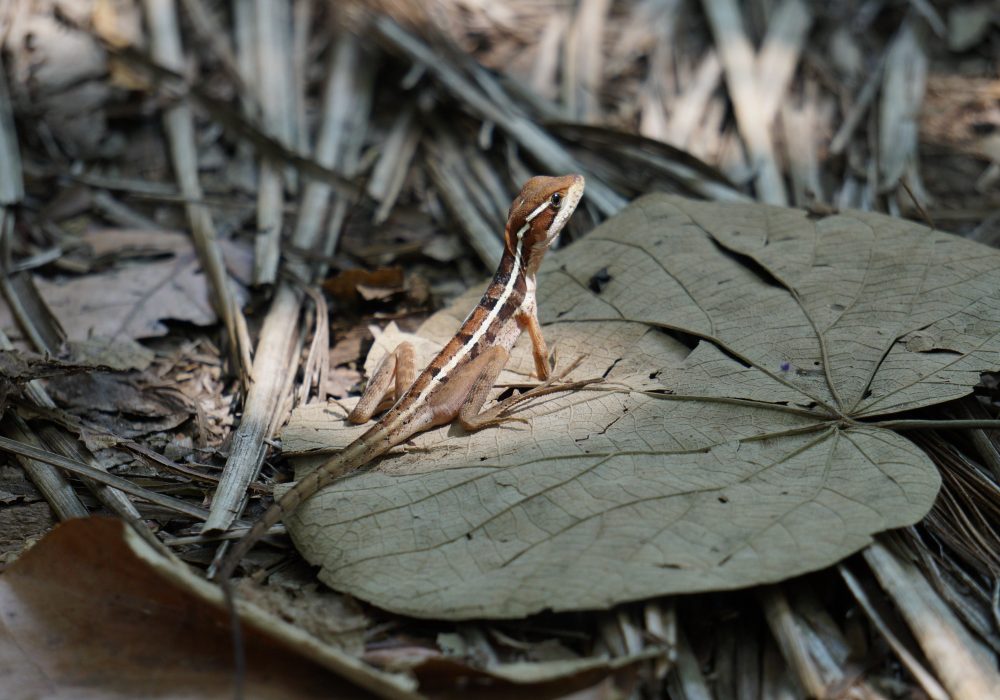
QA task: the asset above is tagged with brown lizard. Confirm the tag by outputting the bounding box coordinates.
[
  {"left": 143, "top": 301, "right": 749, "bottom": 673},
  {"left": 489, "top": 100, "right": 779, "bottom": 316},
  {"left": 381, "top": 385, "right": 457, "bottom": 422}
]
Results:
[{"left": 215, "top": 173, "right": 589, "bottom": 587}]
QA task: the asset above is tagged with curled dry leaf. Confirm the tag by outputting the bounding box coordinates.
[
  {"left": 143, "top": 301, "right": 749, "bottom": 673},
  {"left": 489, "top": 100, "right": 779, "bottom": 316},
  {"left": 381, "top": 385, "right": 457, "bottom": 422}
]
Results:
[{"left": 283, "top": 195, "right": 1000, "bottom": 619}]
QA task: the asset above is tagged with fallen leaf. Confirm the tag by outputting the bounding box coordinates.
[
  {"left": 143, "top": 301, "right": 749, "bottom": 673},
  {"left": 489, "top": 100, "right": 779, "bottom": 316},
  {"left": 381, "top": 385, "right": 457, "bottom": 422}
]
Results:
[
  {"left": 0, "top": 517, "right": 417, "bottom": 699},
  {"left": 63, "top": 336, "right": 155, "bottom": 371},
  {"left": 282, "top": 195, "right": 1000, "bottom": 619},
  {"left": 324, "top": 267, "right": 406, "bottom": 303},
  {"left": 29, "top": 230, "right": 249, "bottom": 340}
]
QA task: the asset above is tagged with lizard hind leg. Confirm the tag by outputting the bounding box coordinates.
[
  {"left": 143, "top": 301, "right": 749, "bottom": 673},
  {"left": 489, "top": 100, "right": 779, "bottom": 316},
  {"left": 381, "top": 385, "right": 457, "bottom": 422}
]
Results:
[{"left": 347, "top": 341, "right": 417, "bottom": 424}]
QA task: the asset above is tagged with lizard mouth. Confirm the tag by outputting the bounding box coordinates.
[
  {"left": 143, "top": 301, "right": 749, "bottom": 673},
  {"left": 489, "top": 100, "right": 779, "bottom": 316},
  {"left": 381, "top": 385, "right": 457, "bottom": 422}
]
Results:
[{"left": 543, "top": 175, "right": 585, "bottom": 247}]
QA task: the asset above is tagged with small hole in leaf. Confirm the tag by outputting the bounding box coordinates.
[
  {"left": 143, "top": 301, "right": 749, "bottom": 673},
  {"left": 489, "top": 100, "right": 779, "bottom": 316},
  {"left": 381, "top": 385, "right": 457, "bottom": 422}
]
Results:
[
  {"left": 649, "top": 371, "right": 661, "bottom": 380},
  {"left": 830, "top": 303, "right": 845, "bottom": 312},
  {"left": 718, "top": 496, "right": 729, "bottom": 504}
]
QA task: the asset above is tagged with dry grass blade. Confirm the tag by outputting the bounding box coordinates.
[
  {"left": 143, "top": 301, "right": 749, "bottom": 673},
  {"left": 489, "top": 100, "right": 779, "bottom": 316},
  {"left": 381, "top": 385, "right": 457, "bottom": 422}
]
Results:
[
  {"left": 667, "top": 622, "right": 712, "bottom": 700},
  {"left": 2, "top": 416, "right": 88, "bottom": 520},
  {"left": 864, "top": 538, "right": 1000, "bottom": 700},
  {"left": 911, "top": 432, "right": 1000, "bottom": 577},
  {"left": 424, "top": 127, "right": 505, "bottom": 266},
  {"left": 371, "top": 15, "right": 627, "bottom": 216},
  {"left": 700, "top": 0, "right": 788, "bottom": 205},
  {"left": 142, "top": 0, "right": 247, "bottom": 370},
  {"left": 563, "top": 0, "right": 612, "bottom": 121},
  {"left": 0, "top": 432, "right": 211, "bottom": 520},
  {"left": 879, "top": 20, "right": 927, "bottom": 191},
  {"left": 251, "top": 0, "right": 295, "bottom": 285},
  {"left": 758, "top": 587, "right": 826, "bottom": 698},
  {"left": 0, "top": 52, "right": 23, "bottom": 206},
  {"left": 367, "top": 104, "right": 421, "bottom": 224},
  {"left": 839, "top": 563, "right": 949, "bottom": 700},
  {"left": 662, "top": 50, "right": 722, "bottom": 149}
]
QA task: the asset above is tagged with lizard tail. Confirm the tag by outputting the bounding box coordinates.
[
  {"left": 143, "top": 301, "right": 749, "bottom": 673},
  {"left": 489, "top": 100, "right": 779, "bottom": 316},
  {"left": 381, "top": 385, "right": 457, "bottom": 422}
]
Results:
[{"left": 214, "top": 427, "right": 388, "bottom": 583}]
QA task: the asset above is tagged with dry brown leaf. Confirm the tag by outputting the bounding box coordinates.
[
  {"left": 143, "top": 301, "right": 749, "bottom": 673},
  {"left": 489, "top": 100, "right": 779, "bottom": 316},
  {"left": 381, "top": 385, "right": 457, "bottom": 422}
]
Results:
[
  {"left": 323, "top": 267, "right": 407, "bottom": 302},
  {"left": 0, "top": 517, "right": 416, "bottom": 699}
]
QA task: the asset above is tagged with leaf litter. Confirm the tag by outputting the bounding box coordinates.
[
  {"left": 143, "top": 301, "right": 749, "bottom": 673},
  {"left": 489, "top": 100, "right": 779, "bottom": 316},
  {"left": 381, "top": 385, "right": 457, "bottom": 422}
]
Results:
[{"left": 282, "top": 194, "right": 1000, "bottom": 618}]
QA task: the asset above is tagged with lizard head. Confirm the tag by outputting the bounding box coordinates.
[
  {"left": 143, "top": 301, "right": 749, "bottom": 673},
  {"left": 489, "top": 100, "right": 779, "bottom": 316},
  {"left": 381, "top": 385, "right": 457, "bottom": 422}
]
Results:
[{"left": 504, "top": 174, "right": 585, "bottom": 274}]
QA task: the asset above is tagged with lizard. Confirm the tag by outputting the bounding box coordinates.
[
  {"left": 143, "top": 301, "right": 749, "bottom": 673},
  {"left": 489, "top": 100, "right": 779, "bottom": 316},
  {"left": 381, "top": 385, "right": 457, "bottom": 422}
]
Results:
[{"left": 214, "top": 173, "right": 589, "bottom": 587}]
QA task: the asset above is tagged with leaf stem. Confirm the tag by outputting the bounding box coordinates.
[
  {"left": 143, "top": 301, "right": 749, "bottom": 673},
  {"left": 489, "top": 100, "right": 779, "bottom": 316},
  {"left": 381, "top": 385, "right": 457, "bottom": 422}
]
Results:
[
  {"left": 869, "top": 419, "right": 1000, "bottom": 431},
  {"left": 640, "top": 391, "right": 834, "bottom": 419}
]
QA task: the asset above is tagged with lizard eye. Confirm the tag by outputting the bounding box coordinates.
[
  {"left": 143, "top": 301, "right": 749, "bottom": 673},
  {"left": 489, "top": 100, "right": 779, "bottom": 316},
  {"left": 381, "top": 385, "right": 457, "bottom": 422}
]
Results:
[{"left": 551, "top": 192, "right": 562, "bottom": 208}]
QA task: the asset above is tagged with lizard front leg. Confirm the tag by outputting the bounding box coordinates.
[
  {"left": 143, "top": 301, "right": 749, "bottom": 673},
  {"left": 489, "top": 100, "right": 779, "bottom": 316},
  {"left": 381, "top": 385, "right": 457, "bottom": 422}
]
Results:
[
  {"left": 517, "top": 309, "right": 552, "bottom": 380},
  {"left": 347, "top": 341, "right": 417, "bottom": 424}
]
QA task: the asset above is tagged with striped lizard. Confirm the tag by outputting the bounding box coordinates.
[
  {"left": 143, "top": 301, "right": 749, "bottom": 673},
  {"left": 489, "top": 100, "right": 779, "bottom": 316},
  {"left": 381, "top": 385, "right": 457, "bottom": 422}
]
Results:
[{"left": 215, "top": 173, "right": 590, "bottom": 586}]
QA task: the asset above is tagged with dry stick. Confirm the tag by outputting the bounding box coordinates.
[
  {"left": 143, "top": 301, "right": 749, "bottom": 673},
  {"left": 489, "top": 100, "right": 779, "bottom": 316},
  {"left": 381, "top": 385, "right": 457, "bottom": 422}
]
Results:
[
  {"left": 701, "top": 0, "right": 794, "bottom": 205},
  {"left": 297, "top": 287, "right": 329, "bottom": 406},
  {"left": 864, "top": 539, "right": 1000, "bottom": 700},
  {"left": 0, "top": 433, "right": 213, "bottom": 521},
  {"left": 204, "top": 32, "right": 371, "bottom": 534},
  {"left": 0, "top": 308, "right": 163, "bottom": 533},
  {"left": 291, "top": 0, "right": 314, "bottom": 157},
  {"left": 753, "top": 0, "right": 812, "bottom": 127},
  {"left": 372, "top": 16, "right": 627, "bottom": 217},
  {"left": 0, "top": 58, "right": 92, "bottom": 523},
  {"left": 667, "top": 622, "right": 713, "bottom": 700},
  {"left": 758, "top": 587, "right": 827, "bottom": 697},
  {"left": 424, "top": 142, "right": 505, "bottom": 267},
  {"left": 563, "top": 0, "right": 612, "bottom": 121},
  {"left": 829, "top": 50, "right": 888, "bottom": 156},
  {"left": 878, "top": 21, "right": 927, "bottom": 191},
  {"left": 0, "top": 53, "right": 23, "bottom": 206},
  {"left": 367, "top": 104, "right": 421, "bottom": 224},
  {"left": 178, "top": 0, "right": 244, "bottom": 91},
  {"left": 662, "top": 50, "right": 722, "bottom": 148},
  {"left": 91, "top": 190, "right": 161, "bottom": 229},
  {"left": 143, "top": 0, "right": 247, "bottom": 371},
  {"left": 252, "top": 0, "right": 294, "bottom": 285},
  {"left": 781, "top": 84, "right": 824, "bottom": 206},
  {"left": 838, "top": 564, "right": 949, "bottom": 700}
]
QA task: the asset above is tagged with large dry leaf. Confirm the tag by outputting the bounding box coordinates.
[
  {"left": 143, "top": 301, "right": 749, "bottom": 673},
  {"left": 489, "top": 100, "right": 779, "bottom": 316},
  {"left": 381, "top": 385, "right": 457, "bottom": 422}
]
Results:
[{"left": 282, "top": 195, "right": 1000, "bottom": 618}]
